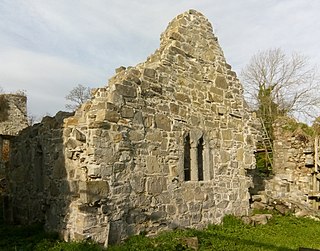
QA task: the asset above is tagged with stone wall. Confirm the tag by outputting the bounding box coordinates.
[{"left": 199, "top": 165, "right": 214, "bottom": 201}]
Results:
[
  {"left": 0, "top": 94, "right": 28, "bottom": 136},
  {"left": 5, "top": 10, "right": 258, "bottom": 246},
  {"left": 4, "top": 112, "right": 72, "bottom": 225},
  {"left": 0, "top": 94, "right": 28, "bottom": 195},
  {"left": 251, "top": 118, "right": 315, "bottom": 212}
]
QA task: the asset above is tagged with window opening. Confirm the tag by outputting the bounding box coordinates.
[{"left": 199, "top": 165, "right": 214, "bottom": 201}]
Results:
[
  {"left": 184, "top": 134, "right": 191, "bottom": 181},
  {"left": 197, "top": 136, "right": 204, "bottom": 181}
]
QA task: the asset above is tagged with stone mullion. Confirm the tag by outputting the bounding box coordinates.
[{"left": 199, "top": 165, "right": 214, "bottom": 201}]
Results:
[
  {"left": 203, "top": 142, "right": 210, "bottom": 181},
  {"left": 190, "top": 144, "right": 198, "bottom": 181}
]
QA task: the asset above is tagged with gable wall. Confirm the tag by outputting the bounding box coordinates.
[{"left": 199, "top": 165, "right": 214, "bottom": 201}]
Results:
[{"left": 5, "top": 10, "right": 257, "bottom": 246}]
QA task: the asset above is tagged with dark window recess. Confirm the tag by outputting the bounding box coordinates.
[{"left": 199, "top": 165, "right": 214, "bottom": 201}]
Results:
[
  {"left": 197, "top": 136, "right": 204, "bottom": 181},
  {"left": 184, "top": 134, "right": 191, "bottom": 181}
]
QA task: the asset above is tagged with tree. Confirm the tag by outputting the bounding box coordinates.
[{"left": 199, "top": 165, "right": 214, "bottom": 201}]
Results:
[
  {"left": 241, "top": 48, "right": 320, "bottom": 135},
  {"left": 65, "top": 84, "right": 91, "bottom": 110}
]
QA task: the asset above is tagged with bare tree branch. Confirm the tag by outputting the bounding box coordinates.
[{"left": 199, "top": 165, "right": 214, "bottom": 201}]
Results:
[
  {"left": 65, "top": 84, "right": 91, "bottom": 111},
  {"left": 241, "top": 48, "right": 320, "bottom": 125}
]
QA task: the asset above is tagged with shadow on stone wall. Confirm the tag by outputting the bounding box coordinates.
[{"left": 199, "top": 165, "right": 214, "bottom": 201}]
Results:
[
  {"left": 247, "top": 168, "right": 273, "bottom": 196},
  {"left": 4, "top": 111, "right": 74, "bottom": 235}
]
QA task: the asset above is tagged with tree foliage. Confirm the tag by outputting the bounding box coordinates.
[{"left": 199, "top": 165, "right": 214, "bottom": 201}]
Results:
[
  {"left": 65, "top": 84, "right": 91, "bottom": 111},
  {"left": 241, "top": 48, "right": 320, "bottom": 132}
]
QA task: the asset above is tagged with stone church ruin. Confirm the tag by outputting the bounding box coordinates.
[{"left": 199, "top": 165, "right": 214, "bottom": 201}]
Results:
[{"left": 3, "top": 10, "right": 260, "bottom": 246}]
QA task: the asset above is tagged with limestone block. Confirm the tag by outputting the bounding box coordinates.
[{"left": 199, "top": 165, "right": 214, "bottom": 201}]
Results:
[
  {"left": 221, "top": 129, "right": 232, "bottom": 141},
  {"left": 88, "top": 121, "right": 111, "bottom": 130},
  {"left": 105, "top": 111, "right": 120, "bottom": 123},
  {"left": 130, "top": 175, "right": 145, "bottom": 193},
  {"left": 121, "top": 107, "right": 135, "bottom": 118},
  {"left": 64, "top": 117, "right": 79, "bottom": 127},
  {"left": 133, "top": 111, "right": 144, "bottom": 125},
  {"left": 143, "top": 68, "right": 157, "bottom": 79},
  {"left": 251, "top": 201, "right": 266, "bottom": 210},
  {"left": 174, "top": 93, "right": 191, "bottom": 103},
  {"left": 215, "top": 75, "right": 228, "bottom": 89},
  {"left": 244, "top": 153, "right": 253, "bottom": 165},
  {"left": 115, "top": 84, "right": 137, "bottom": 98},
  {"left": 115, "top": 66, "right": 126, "bottom": 73},
  {"left": 169, "top": 31, "right": 185, "bottom": 42},
  {"left": 250, "top": 214, "right": 272, "bottom": 225},
  {"left": 129, "top": 130, "right": 144, "bottom": 141},
  {"left": 188, "top": 201, "right": 202, "bottom": 213},
  {"left": 146, "top": 156, "right": 161, "bottom": 173},
  {"left": 87, "top": 164, "right": 101, "bottom": 178},
  {"left": 217, "top": 200, "right": 229, "bottom": 209},
  {"left": 79, "top": 180, "right": 109, "bottom": 204},
  {"left": 95, "top": 110, "right": 106, "bottom": 122},
  {"left": 220, "top": 150, "right": 230, "bottom": 163},
  {"left": 66, "top": 138, "right": 82, "bottom": 149},
  {"left": 150, "top": 211, "right": 167, "bottom": 221},
  {"left": 113, "top": 162, "right": 125, "bottom": 173},
  {"left": 155, "top": 114, "right": 171, "bottom": 131},
  {"left": 234, "top": 133, "right": 244, "bottom": 142},
  {"left": 146, "top": 176, "right": 167, "bottom": 195},
  {"left": 73, "top": 129, "right": 86, "bottom": 142},
  {"left": 182, "top": 187, "right": 194, "bottom": 201},
  {"left": 126, "top": 208, "right": 147, "bottom": 224},
  {"left": 210, "top": 86, "right": 223, "bottom": 96},
  {"left": 143, "top": 115, "right": 153, "bottom": 128}
]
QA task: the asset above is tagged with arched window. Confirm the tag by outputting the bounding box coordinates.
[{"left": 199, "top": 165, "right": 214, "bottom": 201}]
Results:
[
  {"left": 197, "top": 136, "right": 204, "bottom": 181},
  {"left": 184, "top": 134, "right": 191, "bottom": 181}
]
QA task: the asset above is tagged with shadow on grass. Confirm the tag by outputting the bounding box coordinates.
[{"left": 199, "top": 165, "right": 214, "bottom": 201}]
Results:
[{"left": 197, "top": 232, "right": 295, "bottom": 251}]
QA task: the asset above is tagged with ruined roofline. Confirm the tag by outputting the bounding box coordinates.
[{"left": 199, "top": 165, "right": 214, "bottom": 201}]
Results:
[
  {"left": 0, "top": 93, "right": 27, "bottom": 99},
  {"left": 104, "top": 9, "right": 238, "bottom": 93},
  {"left": 158, "top": 9, "right": 225, "bottom": 65}
]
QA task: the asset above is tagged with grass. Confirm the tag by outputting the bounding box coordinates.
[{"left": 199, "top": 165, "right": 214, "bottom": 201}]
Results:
[
  {"left": 0, "top": 220, "right": 103, "bottom": 251},
  {"left": 1, "top": 208, "right": 320, "bottom": 250},
  {"left": 108, "top": 214, "right": 320, "bottom": 251}
]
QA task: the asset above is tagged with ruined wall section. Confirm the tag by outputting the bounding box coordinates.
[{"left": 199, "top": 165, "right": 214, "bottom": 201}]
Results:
[
  {"left": 62, "top": 10, "right": 257, "bottom": 244},
  {"left": 252, "top": 118, "right": 314, "bottom": 211},
  {"left": 0, "top": 94, "right": 28, "bottom": 136},
  {"left": 5, "top": 112, "right": 73, "bottom": 227},
  {"left": 0, "top": 94, "right": 28, "bottom": 197},
  {"left": 6, "top": 10, "right": 258, "bottom": 246}
]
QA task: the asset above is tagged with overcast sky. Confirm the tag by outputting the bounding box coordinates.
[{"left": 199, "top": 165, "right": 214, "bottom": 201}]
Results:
[{"left": 1, "top": 0, "right": 320, "bottom": 120}]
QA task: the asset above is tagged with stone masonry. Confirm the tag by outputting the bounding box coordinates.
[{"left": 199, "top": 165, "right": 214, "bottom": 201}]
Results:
[
  {"left": 251, "top": 118, "right": 317, "bottom": 214},
  {"left": 5, "top": 10, "right": 258, "bottom": 246},
  {"left": 0, "top": 94, "right": 28, "bottom": 136},
  {"left": 0, "top": 94, "right": 28, "bottom": 194}
]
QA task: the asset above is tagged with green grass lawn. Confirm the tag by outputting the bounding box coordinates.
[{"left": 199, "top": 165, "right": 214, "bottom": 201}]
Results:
[
  {"left": 108, "top": 214, "right": 320, "bottom": 251},
  {"left": 1, "top": 211, "right": 320, "bottom": 250}
]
